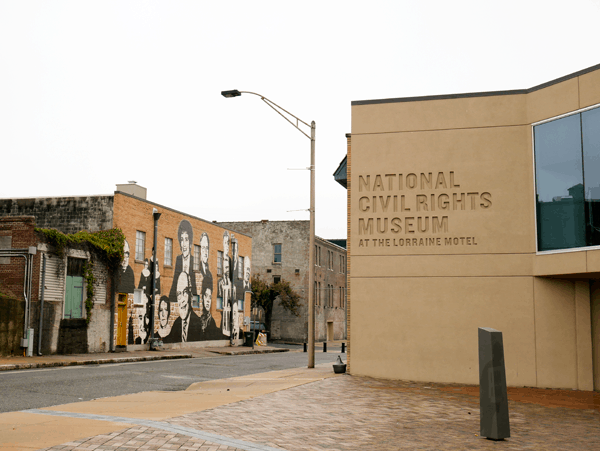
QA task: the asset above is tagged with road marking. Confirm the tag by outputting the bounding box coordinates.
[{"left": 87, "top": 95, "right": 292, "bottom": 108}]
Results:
[
  {"left": 160, "top": 374, "right": 198, "bottom": 379},
  {"left": 23, "top": 409, "right": 284, "bottom": 451}
]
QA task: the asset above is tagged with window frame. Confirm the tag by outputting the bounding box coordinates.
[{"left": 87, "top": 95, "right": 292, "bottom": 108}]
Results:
[
  {"left": 273, "top": 243, "right": 282, "bottom": 264},
  {"left": 532, "top": 102, "right": 600, "bottom": 255},
  {"left": 192, "top": 294, "right": 200, "bottom": 309},
  {"left": 135, "top": 231, "right": 146, "bottom": 262},
  {"left": 133, "top": 288, "right": 144, "bottom": 307},
  {"left": 164, "top": 237, "right": 173, "bottom": 267},
  {"left": 217, "top": 250, "right": 223, "bottom": 276},
  {"left": 193, "top": 244, "right": 200, "bottom": 271}
]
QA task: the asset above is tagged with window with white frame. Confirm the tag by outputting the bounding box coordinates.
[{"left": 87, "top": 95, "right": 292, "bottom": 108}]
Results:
[
  {"left": 164, "top": 237, "right": 173, "bottom": 267},
  {"left": 217, "top": 251, "right": 223, "bottom": 275},
  {"left": 135, "top": 231, "right": 146, "bottom": 261},
  {"left": 133, "top": 288, "right": 144, "bottom": 306},
  {"left": 193, "top": 244, "right": 200, "bottom": 271}
]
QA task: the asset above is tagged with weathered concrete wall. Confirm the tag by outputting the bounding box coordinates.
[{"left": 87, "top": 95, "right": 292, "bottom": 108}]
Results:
[
  {"left": 30, "top": 300, "right": 61, "bottom": 355},
  {"left": 0, "top": 196, "right": 114, "bottom": 234},
  {"left": 0, "top": 295, "right": 25, "bottom": 356},
  {"left": 217, "top": 220, "right": 347, "bottom": 342},
  {"left": 314, "top": 238, "right": 347, "bottom": 341},
  {"left": 57, "top": 318, "right": 88, "bottom": 354},
  {"left": 87, "top": 307, "right": 111, "bottom": 353}
]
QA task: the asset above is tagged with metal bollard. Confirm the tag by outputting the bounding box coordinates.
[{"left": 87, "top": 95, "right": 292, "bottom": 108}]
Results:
[
  {"left": 323, "top": 342, "right": 327, "bottom": 352},
  {"left": 478, "top": 327, "right": 510, "bottom": 440},
  {"left": 341, "top": 342, "right": 346, "bottom": 353},
  {"left": 303, "top": 342, "right": 307, "bottom": 352}
]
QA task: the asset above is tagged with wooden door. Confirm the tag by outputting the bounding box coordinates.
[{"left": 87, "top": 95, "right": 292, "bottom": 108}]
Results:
[
  {"left": 65, "top": 258, "right": 85, "bottom": 318},
  {"left": 117, "top": 294, "right": 127, "bottom": 346}
]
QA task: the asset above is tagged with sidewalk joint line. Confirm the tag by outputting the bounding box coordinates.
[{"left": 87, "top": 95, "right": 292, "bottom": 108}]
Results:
[{"left": 22, "top": 409, "right": 284, "bottom": 451}]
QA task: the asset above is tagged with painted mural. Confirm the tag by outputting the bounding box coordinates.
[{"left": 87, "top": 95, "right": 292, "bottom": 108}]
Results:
[{"left": 118, "top": 221, "right": 250, "bottom": 346}]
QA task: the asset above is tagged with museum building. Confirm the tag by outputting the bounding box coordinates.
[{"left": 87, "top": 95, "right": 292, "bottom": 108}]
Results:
[{"left": 344, "top": 63, "right": 600, "bottom": 391}]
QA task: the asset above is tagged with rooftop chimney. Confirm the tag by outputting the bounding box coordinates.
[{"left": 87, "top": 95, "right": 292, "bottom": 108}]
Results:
[{"left": 116, "top": 182, "right": 147, "bottom": 199}]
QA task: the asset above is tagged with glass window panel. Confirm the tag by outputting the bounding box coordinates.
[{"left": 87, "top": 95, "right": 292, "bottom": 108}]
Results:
[
  {"left": 273, "top": 244, "right": 282, "bottom": 263},
  {"left": 164, "top": 238, "right": 173, "bottom": 267},
  {"left": 193, "top": 245, "right": 200, "bottom": 271},
  {"left": 136, "top": 231, "right": 146, "bottom": 261},
  {"left": 535, "top": 114, "right": 585, "bottom": 251},
  {"left": 582, "top": 107, "right": 600, "bottom": 247}
]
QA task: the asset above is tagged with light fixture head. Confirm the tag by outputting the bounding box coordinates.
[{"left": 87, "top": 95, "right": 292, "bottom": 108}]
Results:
[{"left": 221, "top": 89, "right": 241, "bottom": 98}]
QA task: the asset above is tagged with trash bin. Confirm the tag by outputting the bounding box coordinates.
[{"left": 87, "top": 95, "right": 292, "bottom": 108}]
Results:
[{"left": 244, "top": 332, "right": 254, "bottom": 347}]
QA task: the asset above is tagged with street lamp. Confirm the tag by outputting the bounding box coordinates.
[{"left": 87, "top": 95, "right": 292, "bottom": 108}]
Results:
[{"left": 221, "top": 90, "right": 316, "bottom": 369}]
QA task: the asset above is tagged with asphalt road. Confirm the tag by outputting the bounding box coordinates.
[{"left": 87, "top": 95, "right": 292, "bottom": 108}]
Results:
[{"left": 0, "top": 348, "right": 342, "bottom": 413}]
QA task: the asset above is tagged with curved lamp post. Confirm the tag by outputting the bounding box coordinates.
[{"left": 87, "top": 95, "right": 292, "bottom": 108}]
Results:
[{"left": 221, "top": 90, "right": 316, "bottom": 369}]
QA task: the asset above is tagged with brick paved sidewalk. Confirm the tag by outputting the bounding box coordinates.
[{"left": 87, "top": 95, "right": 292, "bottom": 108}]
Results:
[{"left": 39, "top": 375, "right": 599, "bottom": 451}]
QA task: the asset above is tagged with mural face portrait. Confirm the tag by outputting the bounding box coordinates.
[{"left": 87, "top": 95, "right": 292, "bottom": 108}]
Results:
[
  {"left": 244, "top": 257, "right": 251, "bottom": 283},
  {"left": 203, "top": 287, "right": 212, "bottom": 312},
  {"left": 180, "top": 231, "right": 190, "bottom": 259},
  {"left": 223, "top": 231, "right": 229, "bottom": 256},
  {"left": 200, "top": 233, "right": 209, "bottom": 266},
  {"left": 232, "top": 302, "right": 239, "bottom": 340},
  {"left": 159, "top": 297, "right": 170, "bottom": 328},
  {"left": 122, "top": 240, "right": 130, "bottom": 270},
  {"left": 176, "top": 272, "right": 191, "bottom": 321},
  {"left": 178, "top": 220, "right": 193, "bottom": 259},
  {"left": 223, "top": 258, "right": 230, "bottom": 281},
  {"left": 232, "top": 240, "right": 238, "bottom": 262}
]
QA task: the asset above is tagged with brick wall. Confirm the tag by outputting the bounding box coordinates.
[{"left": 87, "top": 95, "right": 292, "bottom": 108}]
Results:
[
  {"left": 0, "top": 216, "right": 39, "bottom": 300},
  {"left": 0, "top": 196, "right": 114, "bottom": 234},
  {"left": 0, "top": 216, "right": 41, "bottom": 355},
  {"left": 113, "top": 193, "right": 252, "bottom": 347},
  {"left": 314, "top": 237, "right": 347, "bottom": 341}
]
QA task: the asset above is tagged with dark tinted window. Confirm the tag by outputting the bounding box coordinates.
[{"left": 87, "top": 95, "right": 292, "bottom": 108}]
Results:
[{"left": 535, "top": 106, "right": 600, "bottom": 251}]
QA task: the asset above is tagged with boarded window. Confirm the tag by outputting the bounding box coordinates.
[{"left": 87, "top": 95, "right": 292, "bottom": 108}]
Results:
[{"left": 0, "top": 236, "right": 11, "bottom": 264}]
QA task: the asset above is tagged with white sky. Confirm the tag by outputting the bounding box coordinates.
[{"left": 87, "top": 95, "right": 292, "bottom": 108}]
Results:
[{"left": 1, "top": 1, "right": 599, "bottom": 239}]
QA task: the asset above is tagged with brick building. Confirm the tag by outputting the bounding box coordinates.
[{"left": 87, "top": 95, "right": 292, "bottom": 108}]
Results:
[
  {"left": 0, "top": 216, "right": 112, "bottom": 355},
  {"left": 0, "top": 183, "right": 252, "bottom": 355},
  {"left": 216, "top": 220, "right": 347, "bottom": 343}
]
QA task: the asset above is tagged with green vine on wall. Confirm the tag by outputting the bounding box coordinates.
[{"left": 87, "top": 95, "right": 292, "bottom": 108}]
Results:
[
  {"left": 35, "top": 228, "right": 125, "bottom": 271},
  {"left": 82, "top": 261, "right": 96, "bottom": 324},
  {"left": 35, "top": 228, "right": 126, "bottom": 326}
]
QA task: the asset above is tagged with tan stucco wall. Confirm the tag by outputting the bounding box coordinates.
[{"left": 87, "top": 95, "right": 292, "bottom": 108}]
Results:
[
  {"left": 349, "top": 66, "right": 600, "bottom": 390},
  {"left": 591, "top": 281, "right": 600, "bottom": 390}
]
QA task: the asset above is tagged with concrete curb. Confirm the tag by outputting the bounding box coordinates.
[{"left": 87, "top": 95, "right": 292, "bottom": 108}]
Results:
[
  {"left": 209, "top": 348, "right": 289, "bottom": 356},
  {"left": 0, "top": 353, "right": 193, "bottom": 372}
]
